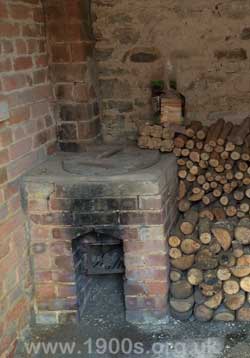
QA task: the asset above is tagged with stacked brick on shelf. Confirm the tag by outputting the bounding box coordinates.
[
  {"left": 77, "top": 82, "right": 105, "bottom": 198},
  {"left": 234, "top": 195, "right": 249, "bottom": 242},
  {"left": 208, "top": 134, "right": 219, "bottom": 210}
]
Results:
[{"left": 0, "top": 0, "right": 57, "bottom": 356}]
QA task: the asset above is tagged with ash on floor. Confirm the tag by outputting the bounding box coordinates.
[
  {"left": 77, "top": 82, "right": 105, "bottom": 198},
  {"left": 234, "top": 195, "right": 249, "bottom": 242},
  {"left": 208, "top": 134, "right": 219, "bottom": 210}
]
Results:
[
  {"left": 79, "top": 275, "right": 125, "bottom": 321},
  {"left": 14, "top": 272, "right": 250, "bottom": 358},
  {"left": 15, "top": 317, "right": 250, "bottom": 358}
]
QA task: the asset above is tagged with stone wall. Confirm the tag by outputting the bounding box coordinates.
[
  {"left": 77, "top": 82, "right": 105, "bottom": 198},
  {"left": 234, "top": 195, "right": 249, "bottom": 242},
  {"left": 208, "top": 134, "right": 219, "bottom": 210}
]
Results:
[
  {"left": 0, "top": 0, "right": 57, "bottom": 355},
  {"left": 92, "top": 0, "right": 250, "bottom": 142},
  {"left": 45, "top": 0, "right": 101, "bottom": 152}
]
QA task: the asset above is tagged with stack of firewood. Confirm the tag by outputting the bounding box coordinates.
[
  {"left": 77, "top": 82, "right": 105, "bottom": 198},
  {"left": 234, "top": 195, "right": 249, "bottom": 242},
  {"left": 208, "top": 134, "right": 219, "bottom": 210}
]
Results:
[
  {"left": 138, "top": 123, "right": 175, "bottom": 152},
  {"left": 163, "top": 117, "right": 250, "bottom": 321},
  {"left": 169, "top": 213, "right": 250, "bottom": 321},
  {"left": 173, "top": 118, "right": 250, "bottom": 221},
  {"left": 138, "top": 118, "right": 250, "bottom": 218}
]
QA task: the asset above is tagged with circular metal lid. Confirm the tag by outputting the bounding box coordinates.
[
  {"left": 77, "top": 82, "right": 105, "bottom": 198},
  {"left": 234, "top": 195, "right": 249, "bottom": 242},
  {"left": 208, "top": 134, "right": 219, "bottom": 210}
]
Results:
[{"left": 62, "top": 145, "right": 160, "bottom": 176}]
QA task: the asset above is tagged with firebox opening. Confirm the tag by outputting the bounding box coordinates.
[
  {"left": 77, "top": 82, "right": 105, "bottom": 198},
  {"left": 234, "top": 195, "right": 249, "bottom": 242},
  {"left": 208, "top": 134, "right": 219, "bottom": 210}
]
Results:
[{"left": 72, "top": 232, "right": 125, "bottom": 321}]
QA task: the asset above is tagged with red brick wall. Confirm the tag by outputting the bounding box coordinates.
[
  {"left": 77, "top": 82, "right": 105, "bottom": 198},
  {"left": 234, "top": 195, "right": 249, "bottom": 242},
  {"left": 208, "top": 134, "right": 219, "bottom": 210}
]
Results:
[
  {"left": 45, "top": 0, "right": 101, "bottom": 152},
  {"left": 23, "top": 176, "right": 176, "bottom": 324},
  {"left": 0, "top": 0, "right": 57, "bottom": 355}
]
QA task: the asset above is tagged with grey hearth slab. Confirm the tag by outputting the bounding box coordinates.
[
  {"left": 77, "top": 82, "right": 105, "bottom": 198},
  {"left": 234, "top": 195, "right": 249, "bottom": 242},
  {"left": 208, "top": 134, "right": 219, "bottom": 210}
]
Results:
[{"left": 22, "top": 145, "right": 177, "bottom": 197}]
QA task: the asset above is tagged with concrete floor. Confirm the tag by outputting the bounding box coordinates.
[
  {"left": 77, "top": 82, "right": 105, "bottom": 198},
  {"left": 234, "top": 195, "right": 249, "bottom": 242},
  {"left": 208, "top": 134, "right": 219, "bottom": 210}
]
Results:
[
  {"left": 15, "top": 276, "right": 250, "bottom": 357},
  {"left": 15, "top": 319, "right": 250, "bottom": 358}
]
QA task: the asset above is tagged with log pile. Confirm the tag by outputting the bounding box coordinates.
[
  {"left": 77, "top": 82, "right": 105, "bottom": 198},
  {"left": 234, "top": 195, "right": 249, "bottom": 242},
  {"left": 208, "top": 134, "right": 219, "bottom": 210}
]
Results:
[
  {"left": 138, "top": 118, "right": 250, "bottom": 220},
  {"left": 169, "top": 215, "right": 250, "bottom": 321},
  {"left": 138, "top": 123, "right": 186, "bottom": 152},
  {"left": 144, "top": 117, "right": 250, "bottom": 321}
]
